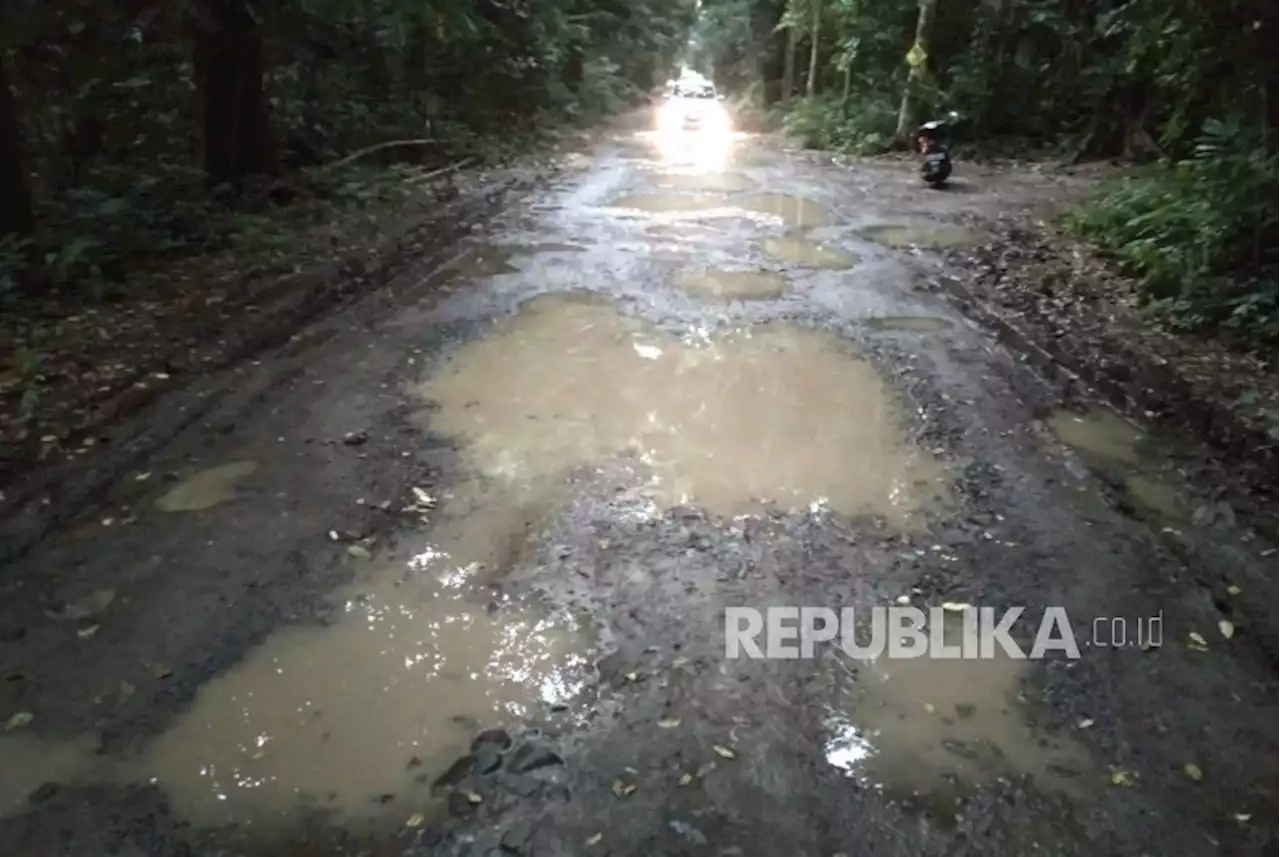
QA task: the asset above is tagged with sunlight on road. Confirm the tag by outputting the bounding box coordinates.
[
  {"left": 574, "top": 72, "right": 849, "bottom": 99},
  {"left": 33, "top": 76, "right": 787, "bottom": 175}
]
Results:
[{"left": 647, "top": 126, "right": 739, "bottom": 172}]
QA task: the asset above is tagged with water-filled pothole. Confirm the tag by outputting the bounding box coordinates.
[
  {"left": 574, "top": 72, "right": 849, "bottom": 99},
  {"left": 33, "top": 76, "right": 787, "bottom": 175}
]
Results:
[
  {"left": 155, "top": 461, "right": 258, "bottom": 512},
  {"left": 862, "top": 225, "right": 976, "bottom": 249},
  {"left": 120, "top": 565, "right": 593, "bottom": 827},
  {"left": 1048, "top": 408, "right": 1186, "bottom": 522},
  {"left": 761, "top": 236, "right": 856, "bottom": 269},
  {"left": 413, "top": 294, "right": 949, "bottom": 523},
  {"left": 865, "top": 316, "right": 953, "bottom": 333},
  {"left": 673, "top": 270, "right": 787, "bottom": 299},
  {"left": 825, "top": 611, "right": 1092, "bottom": 798}
]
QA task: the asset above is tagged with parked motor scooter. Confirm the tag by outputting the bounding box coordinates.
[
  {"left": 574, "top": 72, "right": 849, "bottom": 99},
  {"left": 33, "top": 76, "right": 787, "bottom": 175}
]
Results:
[{"left": 916, "top": 114, "right": 956, "bottom": 188}]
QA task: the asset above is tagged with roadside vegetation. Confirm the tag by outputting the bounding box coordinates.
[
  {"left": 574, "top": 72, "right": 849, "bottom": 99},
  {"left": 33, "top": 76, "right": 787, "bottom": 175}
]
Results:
[
  {"left": 0, "top": 0, "right": 694, "bottom": 455},
  {"left": 692, "top": 0, "right": 1277, "bottom": 355}
]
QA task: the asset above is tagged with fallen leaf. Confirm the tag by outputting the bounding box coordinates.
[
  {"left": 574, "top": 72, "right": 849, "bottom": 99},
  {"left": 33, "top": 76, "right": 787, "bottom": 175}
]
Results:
[
  {"left": 611, "top": 779, "right": 636, "bottom": 798},
  {"left": 624, "top": 671, "right": 640, "bottom": 682},
  {"left": 1109, "top": 770, "right": 1135, "bottom": 787},
  {"left": 46, "top": 589, "right": 116, "bottom": 621},
  {"left": 657, "top": 717, "right": 681, "bottom": 729},
  {"left": 411, "top": 487, "right": 436, "bottom": 507},
  {"left": 1184, "top": 763, "right": 1203, "bottom": 782},
  {"left": 1225, "top": 585, "right": 1241, "bottom": 596},
  {"left": 695, "top": 761, "right": 717, "bottom": 778},
  {"left": 328, "top": 530, "right": 341, "bottom": 541},
  {"left": 77, "top": 624, "right": 100, "bottom": 639},
  {"left": 134, "top": 472, "right": 151, "bottom": 482},
  {"left": 1233, "top": 813, "right": 1251, "bottom": 823},
  {"left": 347, "top": 545, "right": 372, "bottom": 559},
  {"left": 1187, "top": 631, "right": 1209, "bottom": 651},
  {"left": 119, "top": 681, "right": 135, "bottom": 698},
  {"left": 922, "top": 703, "right": 936, "bottom": 714},
  {"left": 585, "top": 833, "right": 603, "bottom": 846},
  {"left": 405, "top": 813, "right": 425, "bottom": 828},
  {"left": 712, "top": 745, "right": 737, "bottom": 760},
  {"left": 940, "top": 601, "right": 970, "bottom": 613},
  {"left": 1077, "top": 718, "right": 1094, "bottom": 729},
  {"left": 4, "top": 711, "right": 34, "bottom": 730},
  {"left": 678, "top": 772, "right": 693, "bottom": 786},
  {"left": 597, "top": 539, "right": 611, "bottom": 550},
  {"left": 1217, "top": 620, "right": 1234, "bottom": 640},
  {"left": 895, "top": 594, "right": 911, "bottom": 606},
  {"left": 463, "top": 790, "right": 483, "bottom": 804}
]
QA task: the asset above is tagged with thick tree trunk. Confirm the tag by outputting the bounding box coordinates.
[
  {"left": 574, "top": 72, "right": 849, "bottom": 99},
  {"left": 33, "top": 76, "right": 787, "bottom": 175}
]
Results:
[
  {"left": 195, "top": 0, "right": 274, "bottom": 186},
  {"left": 0, "top": 57, "right": 34, "bottom": 239},
  {"left": 781, "top": 27, "right": 797, "bottom": 100},
  {"left": 894, "top": 0, "right": 938, "bottom": 139},
  {"left": 805, "top": 0, "right": 821, "bottom": 97}
]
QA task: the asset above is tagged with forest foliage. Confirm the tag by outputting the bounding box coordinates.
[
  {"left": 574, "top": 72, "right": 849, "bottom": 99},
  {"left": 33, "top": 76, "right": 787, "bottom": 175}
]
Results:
[
  {"left": 0, "top": 0, "right": 694, "bottom": 303},
  {"left": 692, "top": 0, "right": 1277, "bottom": 352},
  {"left": 0, "top": 0, "right": 1275, "bottom": 354}
]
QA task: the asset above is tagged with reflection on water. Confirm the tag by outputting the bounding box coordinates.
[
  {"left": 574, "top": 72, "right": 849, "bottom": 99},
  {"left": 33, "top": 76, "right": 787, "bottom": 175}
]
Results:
[
  {"left": 825, "top": 612, "right": 1092, "bottom": 798},
  {"left": 119, "top": 559, "right": 593, "bottom": 827},
  {"left": 414, "top": 294, "right": 948, "bottom": 524}
]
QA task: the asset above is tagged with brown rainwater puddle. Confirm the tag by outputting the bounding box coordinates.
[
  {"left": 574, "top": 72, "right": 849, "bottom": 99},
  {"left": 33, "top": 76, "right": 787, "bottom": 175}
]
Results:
[
  {"left": 1050, "top": 410, "right": 1190, "bottom": 523},
  {"left": 866, "top": 316, "right": 953, "bottom": 333},
  {"left": 738, "top": 193, "right": 838, "bottom": 228},
  {"left": 673, "top": 270, "right": 787, "bottom": 300},
  {"left": 761, "top": 236, "right": 856, "bottom": 269},
  {"left": 652, "top": 172, "right": 756, "bottom": 192},
  {"left": 1048, "top": 409, "right": 1145, "bottom": 465},
  {"left": 119, "top": 565, "right": 593, "bottom": 827},
  {"left": 155, "top": 461, "right": 258, "bottom": 512},
  {"left": 825, "top": 612, "right": 1091, "bottom": 798},
  {"left": 608, "top": 193, "right": 836, "bottom": 229},
  {"left": 0, "top": 734, "right": 103, "bottom": 817},
  {"left": 862, "top": 225, "right": 976, "bottom": 249},
  {"left": 413, "top": 294, "right": 948, "bottom": 523}
]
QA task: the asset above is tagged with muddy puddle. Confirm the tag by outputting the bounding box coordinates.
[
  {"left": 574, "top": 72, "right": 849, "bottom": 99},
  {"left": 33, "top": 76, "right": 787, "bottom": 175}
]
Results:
[
  {"left": 861, "top": 225, "right": 976, "bottom": 249},
  {"left": 865, "top": 316, "right": 953, "bottom": 333},
  {"left": 738, "top": 194, "right": 837, "bottom": 228},
  {"left": 413, "top": 294, "right": 948, "bottom": 523},
  {"left": 825, "top": 612, "right": 1091, "bottom": 800},
  {"left": 118, "top": 563, "right": 593, "bottom": 828},
  {"left": 0, "top": 734, "right": 103, "bottom": 817},
  {"left": 156, "top": 461, "right": 258, "bottom": 512},
  {"left": 1048, "top": 409, "right": 1186, "bottom": 522},
  {"left": 673, "top": 270, "right": 787, "bottom": 300},
  {"left": 761, "top": 236, "right": 856, "bottom": 269}
]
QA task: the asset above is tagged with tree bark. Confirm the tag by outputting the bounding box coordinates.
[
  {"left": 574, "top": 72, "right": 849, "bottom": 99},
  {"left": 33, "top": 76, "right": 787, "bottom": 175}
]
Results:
[
  {"left": 894, "top": 0, "right": 938, "bottom": 139},
  {"left": 0, "top": 56, "right": 34, "bottom": 239},
  {"left": 805, "top": 0, "right": 821, "bottom": 97},
  {"left": 781, "top": 25, "right": 797, "bottom": 100},
  {"left": 194, "top": 0, "right": 274, "bottom": 186}
]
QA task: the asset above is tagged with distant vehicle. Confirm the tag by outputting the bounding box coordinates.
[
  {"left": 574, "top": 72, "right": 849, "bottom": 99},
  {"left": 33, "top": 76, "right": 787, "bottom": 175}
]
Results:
[{"left": 658, "top": 81, "right": 729, "bottom": 132}]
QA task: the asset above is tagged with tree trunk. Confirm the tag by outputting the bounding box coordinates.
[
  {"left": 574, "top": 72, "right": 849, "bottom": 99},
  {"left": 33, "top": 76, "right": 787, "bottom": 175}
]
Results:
[
  {"left": 781, "top": 26, "right": 797, "bottom": 100},
  {"left": 0, "top": 56, "right": 33, "bottom": 239},
  {"left": 894, "top": 0, "right": 938, "bottom": 139},
  {"left": 195, "top": 0, "right": 274, "bottom": 186},
  {"left": 841, "top": 66, "right": 851, "bottom": 103},
  {"left": 805, "top": 0, "right": 821, "bottom": 97}
]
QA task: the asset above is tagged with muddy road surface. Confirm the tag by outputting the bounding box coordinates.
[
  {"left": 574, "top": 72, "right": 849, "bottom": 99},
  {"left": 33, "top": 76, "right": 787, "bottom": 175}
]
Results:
[{"left": 1, "top": 118, "right": 1276, "bottom": 857}]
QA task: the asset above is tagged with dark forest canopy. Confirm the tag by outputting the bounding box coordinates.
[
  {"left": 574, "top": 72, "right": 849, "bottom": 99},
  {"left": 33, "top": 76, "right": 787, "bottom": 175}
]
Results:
[{"left": 0, "top": 0, "right": 1275, "bottom": 350}]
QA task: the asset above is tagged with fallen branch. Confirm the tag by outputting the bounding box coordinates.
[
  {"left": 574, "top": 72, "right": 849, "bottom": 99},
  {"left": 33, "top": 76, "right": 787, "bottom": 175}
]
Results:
[
  {"left": 318, "top": 139, "right": 439, "bottom": 172},
  {"left": 407, "top": 159, "right": 475, "bottom": 185}
]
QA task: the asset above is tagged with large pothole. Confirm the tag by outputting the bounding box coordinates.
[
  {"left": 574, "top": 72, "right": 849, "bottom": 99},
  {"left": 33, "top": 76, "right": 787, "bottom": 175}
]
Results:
[{"left": 412, "top": 293, "right": 949, "bottom": 524}]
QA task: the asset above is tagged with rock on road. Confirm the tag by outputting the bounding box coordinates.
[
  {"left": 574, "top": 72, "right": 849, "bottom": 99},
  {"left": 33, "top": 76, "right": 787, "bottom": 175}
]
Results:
[{"left": 0, "top": 113, "right": 1275, "bottom": 857}]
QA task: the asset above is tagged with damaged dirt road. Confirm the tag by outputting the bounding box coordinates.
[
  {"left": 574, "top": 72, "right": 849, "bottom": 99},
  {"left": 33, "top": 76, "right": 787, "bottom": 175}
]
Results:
[{"left": 1, "top": 115, "right": 1276, "bottom": 857}]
